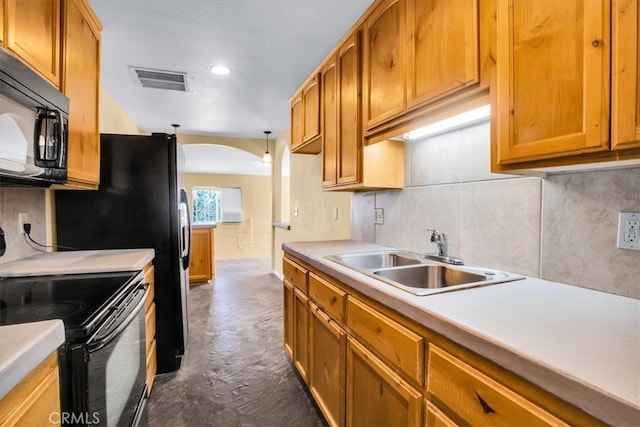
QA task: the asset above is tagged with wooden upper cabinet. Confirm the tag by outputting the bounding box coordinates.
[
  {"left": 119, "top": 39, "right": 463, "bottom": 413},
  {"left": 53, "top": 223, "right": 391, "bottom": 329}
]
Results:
[
  {"left": 406, "top": 0, "right": 480, "bottom": 109},
  {"left": 291, "top": 74, "right": 322, "bottom": 154},
  {"left": 611, "top": 0, "right": 640, "bottom": 150},
  {"left": 494, "top": 0, "right": 611, "bottom": 166},
  {"left": 290, "top": 92, "right": 303, "bottom": 148},
  {"left": 5, "top": 0, "right": 61, "bottom": 87},
  {"left": 363, "top": 0, "right": 406, "bottom": 130},
  {"left": 62, "top": 0, "right": 102, "bottom": 188},
  {"left": 322, "top": 55, "right": 338, "bottom": 187},
  {"left": 303, "top": 73, "right": 321, "bottom": 142},
  {"left": 337, "top": 31, "right": 362, "bottom": 185}
]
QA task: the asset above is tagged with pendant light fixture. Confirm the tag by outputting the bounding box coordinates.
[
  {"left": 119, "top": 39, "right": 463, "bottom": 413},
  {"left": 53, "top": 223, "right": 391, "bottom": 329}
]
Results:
[{"left": 262, "top": 130, "right": 272, "bottom": 167}]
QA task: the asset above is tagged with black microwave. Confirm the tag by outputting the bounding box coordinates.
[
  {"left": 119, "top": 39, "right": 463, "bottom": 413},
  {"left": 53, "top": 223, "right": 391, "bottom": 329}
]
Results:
[{"left": 0, "top": 47, "right": 69, "bottom": 187}]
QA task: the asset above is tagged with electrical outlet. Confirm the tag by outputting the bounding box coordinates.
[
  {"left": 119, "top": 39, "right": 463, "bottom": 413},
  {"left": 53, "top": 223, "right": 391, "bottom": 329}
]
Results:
[
  {"left": 374, "top": 208, "right": 384, "bottom": 225},
  {"left": 18, "top": 213, "right": 29, "bottom": 234},
  {"left": 618, "top": 212, "right": 640, "bottom": 250}
]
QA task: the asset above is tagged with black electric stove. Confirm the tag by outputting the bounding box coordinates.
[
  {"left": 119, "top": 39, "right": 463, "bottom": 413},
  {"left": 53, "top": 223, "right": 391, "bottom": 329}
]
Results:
[
  {"left": 0, "top": 270, "right": 150, "bottom": 426},
  {"left": 0, "top": 271, "right": 141, "bottom": 340}
]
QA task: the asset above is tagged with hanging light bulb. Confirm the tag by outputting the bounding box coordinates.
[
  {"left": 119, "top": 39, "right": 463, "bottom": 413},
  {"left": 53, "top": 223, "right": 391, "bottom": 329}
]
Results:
[{"left": 262, "top": 130, "right": 272, "bottom": 167}]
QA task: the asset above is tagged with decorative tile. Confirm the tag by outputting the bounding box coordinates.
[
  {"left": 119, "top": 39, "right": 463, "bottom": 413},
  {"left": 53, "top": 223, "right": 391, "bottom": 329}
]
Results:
[
  {"left": 541, "top": 169, "right": 640, "bottom": 299},
  {"left": 459, "top": 177, "right": 542, "bottom": 277}
]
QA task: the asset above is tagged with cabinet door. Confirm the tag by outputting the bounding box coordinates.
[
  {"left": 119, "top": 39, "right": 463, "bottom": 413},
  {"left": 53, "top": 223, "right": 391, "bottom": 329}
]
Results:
[
  {"left": 322, "top": 55, "right": 338, "bottom": 187},
  {"left": 494, "top": 0, "right": 610, "bottom": 165},
  {"left": 612, "top": 0, "right": 640, "bottom": 149},
  {"left": 293, "top": 287, "right": 309, "bottom": 383},
  {"left": 363, "top": 0, "right": 406, "bottom": 130},
  {"left": 188, "top": 228, "right": 212, "bottom": 283},
  {"left": 0, "top": 0, "right": 4, "bottom": 45},
  {"left": 346, "top": 337, "right": 422, "bottom": 427},
  {"left": 337, "top": 31, "right": 362, "bottom": 185},
  {"left": 62, "top": 0, "right": 101, "bottom": 188},
  {"left": 425, "top": 401, "right": 458, "bottom": 427},
  {"left": 5, "top": 0, "right": 61, "bottom": 87},
  {"left": 309, "top": 303, "right": 346, "bottom": 427},
  {"left": 406, "top": 0, "right": 479, "bottom": 109},
  {"left": 283, "top": 279, "right": 294, "bottom": 360},
  {"left": 303, "top": 73, "right": 321, "bottom": 143},
  {"left": 290, "top": 92, "right": 303, "bottom": 151}
]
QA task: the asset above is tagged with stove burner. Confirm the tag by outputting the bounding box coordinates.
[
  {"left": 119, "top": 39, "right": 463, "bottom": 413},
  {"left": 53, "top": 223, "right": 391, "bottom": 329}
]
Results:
[{"left": 0, "top": 300, "right": 86, "bottom": 324}]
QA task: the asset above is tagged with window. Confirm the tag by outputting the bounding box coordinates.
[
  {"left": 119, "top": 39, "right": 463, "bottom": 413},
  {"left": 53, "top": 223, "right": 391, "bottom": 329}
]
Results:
[{"left": 192, "top": 186, "right": 242, "bottom": 223}]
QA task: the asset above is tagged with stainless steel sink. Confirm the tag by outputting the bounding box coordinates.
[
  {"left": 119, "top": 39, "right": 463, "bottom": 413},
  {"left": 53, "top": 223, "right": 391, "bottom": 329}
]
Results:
[
  {"left": 373, "top": 264, "right": 486, "bottom": 289},
  {"left": 329, "top": 251, "right": 422, "bottom": 269},
  {"left": 325, "top": 250, "right": 523, "bottom": 296}
]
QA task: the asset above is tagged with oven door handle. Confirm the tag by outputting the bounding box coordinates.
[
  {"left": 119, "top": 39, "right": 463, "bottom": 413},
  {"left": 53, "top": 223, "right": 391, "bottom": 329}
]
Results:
[{"left": 86, "top": 284, "right": 148, "bottom": 352}]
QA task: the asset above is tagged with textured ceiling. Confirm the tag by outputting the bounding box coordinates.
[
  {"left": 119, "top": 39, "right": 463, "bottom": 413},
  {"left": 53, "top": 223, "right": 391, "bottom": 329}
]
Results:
[{"left": 90, "top": 0, "right": 373, "bottom": 140}]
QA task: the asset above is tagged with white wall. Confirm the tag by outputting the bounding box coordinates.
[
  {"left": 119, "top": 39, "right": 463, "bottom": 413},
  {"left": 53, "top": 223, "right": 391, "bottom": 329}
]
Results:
[{"left": 351, "top": 121, "right": 640, "bottom": 299}]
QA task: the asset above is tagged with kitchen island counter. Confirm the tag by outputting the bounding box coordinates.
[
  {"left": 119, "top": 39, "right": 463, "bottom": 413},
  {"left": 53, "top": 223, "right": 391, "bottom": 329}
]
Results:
[
  {"left": 0, "top": 248, "right": 155, "bottom": 277},
  {"left": 283, "top": 240, "right": 640, "bottom": 426}
]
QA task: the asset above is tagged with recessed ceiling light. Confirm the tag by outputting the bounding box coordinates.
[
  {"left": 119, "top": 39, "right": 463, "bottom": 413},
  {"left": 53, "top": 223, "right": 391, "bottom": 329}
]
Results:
[{"left": 210, "top": 65, "right": 231, "bottom": 76}]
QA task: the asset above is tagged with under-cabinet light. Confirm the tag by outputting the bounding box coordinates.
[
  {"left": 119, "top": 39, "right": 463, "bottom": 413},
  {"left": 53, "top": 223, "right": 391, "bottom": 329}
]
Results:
[{"left": 403, "top": 104, "right": 491, "bottom": 141}]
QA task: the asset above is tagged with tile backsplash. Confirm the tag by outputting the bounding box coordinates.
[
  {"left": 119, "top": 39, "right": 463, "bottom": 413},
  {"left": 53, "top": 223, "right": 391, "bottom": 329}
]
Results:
[
  {"left": 352, "top": 121, "right": 640, "bottom": 299},
  {"left": 0, "top": 187, "right": 48, "bottom": 263}
]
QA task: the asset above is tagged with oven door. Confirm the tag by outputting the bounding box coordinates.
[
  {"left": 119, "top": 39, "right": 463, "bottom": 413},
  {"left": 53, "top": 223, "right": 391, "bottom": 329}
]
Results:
[{"left": 66, "top": 285, "right": 147, "bottom": 426}]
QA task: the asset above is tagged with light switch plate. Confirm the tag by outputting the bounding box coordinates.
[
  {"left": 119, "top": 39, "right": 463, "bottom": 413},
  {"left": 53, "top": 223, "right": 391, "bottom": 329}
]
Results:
[{"left": 617, "top": 212, "right": 639, "bottom": 250}]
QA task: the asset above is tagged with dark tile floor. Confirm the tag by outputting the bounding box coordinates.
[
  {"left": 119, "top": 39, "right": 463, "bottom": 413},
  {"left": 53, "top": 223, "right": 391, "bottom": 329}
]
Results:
[{"left": 148, "top": 258, "right": 325, "bottom": 427}]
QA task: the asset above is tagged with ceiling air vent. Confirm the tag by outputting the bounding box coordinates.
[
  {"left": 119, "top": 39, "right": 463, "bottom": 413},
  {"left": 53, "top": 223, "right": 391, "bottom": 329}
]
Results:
[{"left": 132, "top": 67, "right": 187, "bottom": 91}]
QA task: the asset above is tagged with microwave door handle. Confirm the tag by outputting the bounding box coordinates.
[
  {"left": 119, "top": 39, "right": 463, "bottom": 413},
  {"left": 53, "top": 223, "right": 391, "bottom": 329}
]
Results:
[{"left": 86, "top": 284, "right": 147, "bottom": 352}]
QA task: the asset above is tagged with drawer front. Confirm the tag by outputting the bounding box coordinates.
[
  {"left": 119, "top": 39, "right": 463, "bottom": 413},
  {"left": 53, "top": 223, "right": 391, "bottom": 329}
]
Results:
[
  {"left": 347, "top": 296, "right": 424, "bottom": 385},
  {"left": 308, "top": 272, "right": 346, "bottom": 323},
  {"left": 145, "top": 302, "right": 156, "bottom": 354},
  {"left": 283, "top": 257, "right": 308, "bottom": 293},
  {"left": 427, "top": 345, "right": 567, "bottom": 426}
]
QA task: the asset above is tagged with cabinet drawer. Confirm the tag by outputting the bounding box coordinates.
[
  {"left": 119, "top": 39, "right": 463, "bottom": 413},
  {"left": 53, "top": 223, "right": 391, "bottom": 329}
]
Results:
[
  {"left": 347, "top": 296, "right": 424, "bottom": 385},
  {"left": 283, "top": 257, "right": 308, "bottom": 292},
  {"left": 145, "top": 302, "right": 156, "bottom": 354},
  {"left": 427, "top": 345, "right": 567, "bottom": 426},
  {"left": 308, "top": 272, "right": 346, "bottom": 323}
]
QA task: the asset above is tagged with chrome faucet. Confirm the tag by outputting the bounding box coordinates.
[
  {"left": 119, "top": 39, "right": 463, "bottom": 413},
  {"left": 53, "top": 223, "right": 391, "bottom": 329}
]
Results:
[{"left": 426, "top": 229, "right": 464, "bottom": 265}]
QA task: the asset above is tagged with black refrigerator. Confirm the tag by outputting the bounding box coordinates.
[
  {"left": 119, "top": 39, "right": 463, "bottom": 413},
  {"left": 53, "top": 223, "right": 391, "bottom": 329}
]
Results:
[{"left": 56, "top": 133, "right": 191, "bottom": 374}]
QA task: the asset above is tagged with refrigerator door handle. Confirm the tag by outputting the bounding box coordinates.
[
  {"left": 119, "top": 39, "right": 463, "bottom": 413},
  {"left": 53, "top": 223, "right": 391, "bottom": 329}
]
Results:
[{"left": 179, "top": 189, "right": 191, "bottom": 269}]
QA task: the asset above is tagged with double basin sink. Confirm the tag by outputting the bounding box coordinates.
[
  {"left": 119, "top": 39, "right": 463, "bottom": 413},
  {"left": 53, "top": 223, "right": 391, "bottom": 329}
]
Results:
[{"left": 325, "top": 251, "right": 524, "bottom": 296}]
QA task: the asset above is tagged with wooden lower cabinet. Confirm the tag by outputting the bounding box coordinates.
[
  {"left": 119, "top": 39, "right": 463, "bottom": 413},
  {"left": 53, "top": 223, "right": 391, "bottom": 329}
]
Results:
[
  {"left": 346, "top": 337, "right": 422, "bottom": 427},
  {"left": 283, "top": 254, "right": 604, "bottom": 427},
  {"left": 293, "top": 287, "right": 309, "bottom": 383},
  {"left": 189, "top": 227, "right": 215, "bottom": 284},
  {"left": 425, "top": 401, "right": 457, "bottom": 427},
  {"left": 283, "top": 279, "right": 294, "bottom": 360},
  {"left": 143, "top": 264, "right": 157, "bottom": 395},
  {"left": 427, "top": 345, "right": 567, "bottom": 426},
  {"left": 0, "top": 351, "right": 61, "bottom": 426},
  {"left": 309, "top": 302, "right": 346, "bottom": 427}
]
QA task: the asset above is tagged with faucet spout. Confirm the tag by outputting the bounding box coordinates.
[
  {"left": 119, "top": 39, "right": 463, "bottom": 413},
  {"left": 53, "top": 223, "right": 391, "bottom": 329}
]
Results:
[
  {"left": 426, "top": 229, "right": 464, "bottom": 265},
  {"left": 427, "top": 229, "right": 448, "bottom": 257}
]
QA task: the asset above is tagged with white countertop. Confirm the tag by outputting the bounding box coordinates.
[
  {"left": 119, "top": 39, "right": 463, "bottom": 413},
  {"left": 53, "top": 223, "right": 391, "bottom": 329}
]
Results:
[
  {"left": 0, "top": 320, "right": 65, "bottom": 399},
  {"left": 283, "top": 240, "right": 640, "bottom": 426},
  {"left": 0, "top": 249, "right": 155, "bottom": 277}
]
